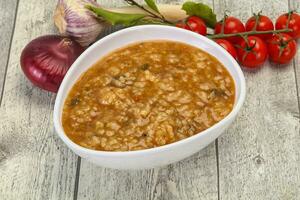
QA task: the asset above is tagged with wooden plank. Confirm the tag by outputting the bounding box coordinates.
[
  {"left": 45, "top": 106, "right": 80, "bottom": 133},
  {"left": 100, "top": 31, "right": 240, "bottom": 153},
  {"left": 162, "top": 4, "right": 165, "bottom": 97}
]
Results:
[
  {"left": 0, "top": 0, "right": 18, "bottom": 104},
  {"left": 289, "top": 1, "right": 300, "bottom": 13},
  {"left": 77, "top": 1, "right": 219, "bottom": 200},
  {"left": 290, "top": 0, "right": 300, "bottom": 113},
  {"left": 78, "top": 146, "right": 217, "bottom": 200},
  {"left": 0, "top": 0, "right": 78, "bottom": 199},
  {"left": 214, "top": 0, "right": 300, "bottom": 199}
]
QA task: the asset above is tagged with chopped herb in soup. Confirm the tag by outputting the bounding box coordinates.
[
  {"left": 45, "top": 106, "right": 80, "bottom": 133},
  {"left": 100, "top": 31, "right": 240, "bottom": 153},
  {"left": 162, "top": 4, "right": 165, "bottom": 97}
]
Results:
[{"left": 62, "top": 41, "right": 235, "bottom": 151}]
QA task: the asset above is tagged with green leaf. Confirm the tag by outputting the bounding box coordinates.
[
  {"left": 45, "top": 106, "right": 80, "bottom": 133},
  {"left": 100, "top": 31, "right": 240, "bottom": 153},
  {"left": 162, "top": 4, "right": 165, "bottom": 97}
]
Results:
[
  {"left": 144, "top": 0, "right": 159, "bottom": 13},
  {"left": 86, "top": 5, "right": 146, "bottom": 26},
  {"left": 182, "top": 1, "right": 217, "bottom": 28}
]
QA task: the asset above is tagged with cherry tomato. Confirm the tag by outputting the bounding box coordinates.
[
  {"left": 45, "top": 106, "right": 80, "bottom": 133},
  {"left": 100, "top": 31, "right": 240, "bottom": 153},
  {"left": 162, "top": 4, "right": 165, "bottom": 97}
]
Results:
[
  {"left": 186, "top": 16, "right": 207, "bottom": 35},
  {"left": 176, "top": 23, "right": 191, "bottom": 30},
  {"left": 245, "top": 14, "right": 274, "bottom": 40},
  {"left": 267, "top": 33, "right": 297, "bottom": 64},
  {"left": 275, "top": 12, "right": 300, "bottom": 39},
  {"left": 215, "top": 39, "right": 238, "bottom": 60},
  {"left": 236, "top": 36, "right": 268, "bottom": 68},
  {"left": 214, "top": 16, "right": 245, "bottom": 44}
]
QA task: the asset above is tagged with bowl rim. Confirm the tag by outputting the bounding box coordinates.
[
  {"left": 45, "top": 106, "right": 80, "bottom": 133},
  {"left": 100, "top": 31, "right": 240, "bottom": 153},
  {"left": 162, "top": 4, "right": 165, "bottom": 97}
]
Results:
[{"left": 53, "top": 25, "right": 246, "bottom": 157}]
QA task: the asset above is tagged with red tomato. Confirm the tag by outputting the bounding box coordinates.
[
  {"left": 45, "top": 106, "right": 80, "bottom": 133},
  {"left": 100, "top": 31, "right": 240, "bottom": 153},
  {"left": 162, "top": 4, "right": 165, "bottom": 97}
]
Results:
[
  {"left": 236, "top": 36, "right": 268, "bottom": 68},
  {"left": 245, "top": 15, "right": 274, "bottom": 40},
  {"left": 214, "top": 16, "right": 245, "bottom": 43},
  {"left": 176, "top": 23, "right": 191, "bottom": 30},
  {"left": 215, "top": 39, "right": 238, "bottom": 60},
  {"left": 275, "top": 12, "right": 300, "bottom": 39},
  {"left": 186, "top": 16, "right": 207, "bottom": 35},
  {"left": 267, "top": 33, "right": 297, "bottom": 64}
]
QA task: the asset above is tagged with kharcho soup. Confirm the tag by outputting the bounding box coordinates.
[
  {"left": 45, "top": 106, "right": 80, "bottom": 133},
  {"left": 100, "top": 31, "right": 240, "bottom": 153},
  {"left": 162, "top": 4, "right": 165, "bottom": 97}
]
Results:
[{"left": 62, "top": 41, "right": 235, "bottom": 151}]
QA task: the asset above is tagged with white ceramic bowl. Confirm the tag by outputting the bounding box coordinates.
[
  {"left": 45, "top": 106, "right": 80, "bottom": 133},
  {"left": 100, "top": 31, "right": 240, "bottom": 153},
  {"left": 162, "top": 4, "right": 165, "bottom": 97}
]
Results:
[{"left": 54, "top": 25, "right": 246, "bottom": 170}]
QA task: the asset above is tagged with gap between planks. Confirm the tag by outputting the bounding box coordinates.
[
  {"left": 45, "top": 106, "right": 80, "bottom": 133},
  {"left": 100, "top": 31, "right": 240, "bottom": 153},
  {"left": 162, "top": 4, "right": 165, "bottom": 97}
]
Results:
[
  {"left": 73, "top": 157, "right": 81, "bottom": 200},
  {"left": 0, "top": 0, "right": 20, "bottom": 106},
  {"left": 212, "top": 0, "right": 221, "bottom": 199},
  {"left": 215, "top": 139, "right": 220, "bottom": 200},
  {"left": 292, "top": 58, "right": 300, "bottom": 119},
  {"left": 289, "top": 1, "right": 300, "bottom": 120}
]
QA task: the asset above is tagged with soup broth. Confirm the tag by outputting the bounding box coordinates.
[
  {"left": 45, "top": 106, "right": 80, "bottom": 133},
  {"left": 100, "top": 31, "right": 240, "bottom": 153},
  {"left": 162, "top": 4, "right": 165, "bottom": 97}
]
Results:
[{"left": 62, "top": 41, "right": 235, "bottom": 151}]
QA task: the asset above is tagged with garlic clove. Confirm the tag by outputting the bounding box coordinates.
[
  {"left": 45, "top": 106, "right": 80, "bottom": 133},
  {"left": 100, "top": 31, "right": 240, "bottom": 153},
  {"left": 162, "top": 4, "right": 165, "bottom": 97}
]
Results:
[{"left": 54, "top": 0, "right": 107, "bottom": 47}]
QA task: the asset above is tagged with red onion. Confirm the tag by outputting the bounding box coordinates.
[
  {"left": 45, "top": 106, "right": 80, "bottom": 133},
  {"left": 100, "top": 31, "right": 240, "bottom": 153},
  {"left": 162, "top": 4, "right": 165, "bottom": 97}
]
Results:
[{"left": 20, "top": 35, "right": 84, "bottom": 93}]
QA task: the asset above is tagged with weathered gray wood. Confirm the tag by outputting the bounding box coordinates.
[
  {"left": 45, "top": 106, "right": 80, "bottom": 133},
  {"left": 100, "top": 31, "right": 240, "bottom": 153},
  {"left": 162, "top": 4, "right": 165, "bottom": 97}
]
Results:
[
  {"left": 78, "top": 146, "right": 218, "bottom": 200},
  {"left": 2, "top": 0, "right": 298, "bottom": 199},
  {"left": 214, "top": 0, "right": 300, "bottom": 199},
  {"left": 0, "top": 0, "right": 18, "bottom": 104},
  {"left": 77, "top": 1, "right": 219, "bottom": 200},
  {"left": 0, "top": 0, "right": 78, "bottom": 199},
  {"left": 290, "top": 0, "right": 300, "bottom": 114},
  {"left": 289, "top": 0, "right": 300, "bottom": 13}
]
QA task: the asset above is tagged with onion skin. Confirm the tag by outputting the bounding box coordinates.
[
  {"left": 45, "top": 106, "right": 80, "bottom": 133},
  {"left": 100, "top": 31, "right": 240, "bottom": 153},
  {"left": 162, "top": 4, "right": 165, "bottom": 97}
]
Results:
[
  {"left": 54, "top": 0, "right": 105, "bottom": 47},
  {"left": 20, "top": 35, "right": 84, "bottom": 93}
]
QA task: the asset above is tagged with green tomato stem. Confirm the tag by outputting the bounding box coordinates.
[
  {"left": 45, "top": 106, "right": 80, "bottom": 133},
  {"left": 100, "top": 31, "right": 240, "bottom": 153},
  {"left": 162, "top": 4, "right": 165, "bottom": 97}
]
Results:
[
  {"left": 207, "top": 29, "right": 292, "bottom": 39},
  {"left": 123, "top": 0, "right": 173, "bottom": 24}
]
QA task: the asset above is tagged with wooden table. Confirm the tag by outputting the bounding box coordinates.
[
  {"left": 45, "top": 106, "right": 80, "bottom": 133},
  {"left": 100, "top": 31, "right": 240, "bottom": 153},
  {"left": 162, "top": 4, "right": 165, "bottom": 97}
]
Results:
[{"left": 1, "top": 0, "right": 299, "bottom": 199}]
